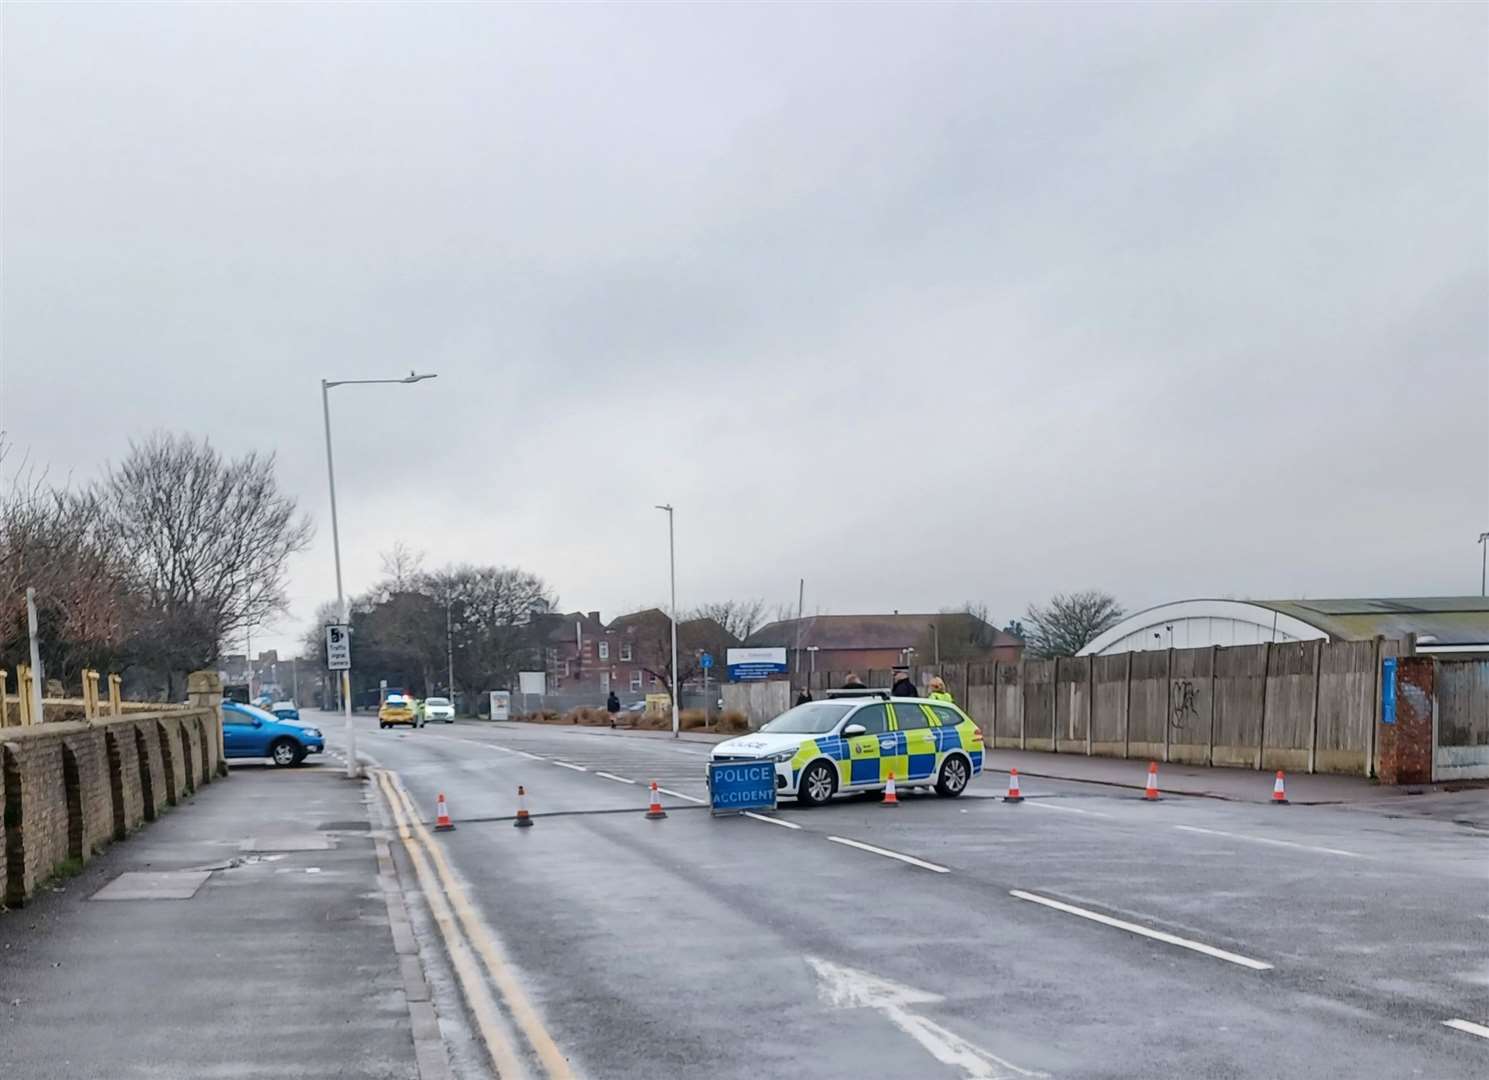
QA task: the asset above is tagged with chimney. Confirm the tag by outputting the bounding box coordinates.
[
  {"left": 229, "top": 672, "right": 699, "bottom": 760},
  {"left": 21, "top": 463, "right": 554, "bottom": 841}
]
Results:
[{"left": 588, "top": 611, "right": 600, "bottom": 622}]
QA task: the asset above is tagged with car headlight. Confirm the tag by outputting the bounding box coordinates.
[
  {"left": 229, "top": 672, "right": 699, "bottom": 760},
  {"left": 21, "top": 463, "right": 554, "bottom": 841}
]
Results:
[
  {"left": 302, "top": 728, "right": 321, "bottom": 739},
  {"left": 766, "top": 748, "right": 798, "bottom": 763}
]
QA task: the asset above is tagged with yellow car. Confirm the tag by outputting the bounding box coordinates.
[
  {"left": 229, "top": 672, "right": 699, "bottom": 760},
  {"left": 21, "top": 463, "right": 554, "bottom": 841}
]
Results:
[
  {"left": 378, "top": 694, "right": 420, "bottom": 729},
  {"left": 708, "top": 690, "right": 984, "bottom": 806}
]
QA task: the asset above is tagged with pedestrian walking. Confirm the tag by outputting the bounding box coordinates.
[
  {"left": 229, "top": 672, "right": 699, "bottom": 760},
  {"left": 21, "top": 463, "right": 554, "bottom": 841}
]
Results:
[
  {"left": 606, "top": 690, "right": 621, "bottom": 728},
  {"left": 928, "top": 676, "right": 954, "bottom": 703}
]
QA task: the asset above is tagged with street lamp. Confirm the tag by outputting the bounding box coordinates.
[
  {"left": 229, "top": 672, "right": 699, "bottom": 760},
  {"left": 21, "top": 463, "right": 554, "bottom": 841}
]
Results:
[
  {"left": 321, "top": 370, "right": 438, "bottom": 778},
  {"left": 655, "top": 504, "right": 679, "bottom": 738},
  {"left": 1480, "top": 532, "right": 1489, "bottom": 597},
  {"left": 927, "top": 622, "right": 940, "bottom": 666}
]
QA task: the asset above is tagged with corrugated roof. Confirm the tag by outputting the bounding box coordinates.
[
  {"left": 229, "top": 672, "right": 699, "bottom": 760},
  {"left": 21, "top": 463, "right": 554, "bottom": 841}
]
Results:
[
  {"left": 1254, "top": 597, "right": 1489, "bottom": 646},
  {"left": 746, "top": 613, "right": 1021, "bottom": 651}
]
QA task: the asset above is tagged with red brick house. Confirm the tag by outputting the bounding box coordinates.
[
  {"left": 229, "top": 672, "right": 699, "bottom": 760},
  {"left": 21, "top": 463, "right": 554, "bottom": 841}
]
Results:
[{"left": 744, "top": 612, "right": 1023, "bottom": 678}]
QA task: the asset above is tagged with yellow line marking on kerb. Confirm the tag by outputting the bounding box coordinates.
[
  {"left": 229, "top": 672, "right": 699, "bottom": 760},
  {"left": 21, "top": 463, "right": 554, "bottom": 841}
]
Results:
[
  {"left": 378, "top": 769, "right": 576, "bottom": 1079},
  {"left": 374, "top": 771, "right": 525, "bottom": 1079}
]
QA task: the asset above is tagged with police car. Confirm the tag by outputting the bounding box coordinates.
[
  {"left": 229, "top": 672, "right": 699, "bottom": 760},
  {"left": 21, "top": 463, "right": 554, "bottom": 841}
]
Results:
[{"left": 708, "top": 691, "right": 984, "bottom": 806}]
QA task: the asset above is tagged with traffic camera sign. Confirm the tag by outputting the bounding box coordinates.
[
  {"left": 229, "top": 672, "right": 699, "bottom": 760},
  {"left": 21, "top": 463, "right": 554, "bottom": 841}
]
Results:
[{"left": 326, "top": 625, "right": 351, "bottom": 671}]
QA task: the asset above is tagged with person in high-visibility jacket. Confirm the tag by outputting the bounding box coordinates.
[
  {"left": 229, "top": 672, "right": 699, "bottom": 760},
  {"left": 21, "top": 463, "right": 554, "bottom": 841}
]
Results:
[{"left": 928, "top": 676, "right": 955, "bottom": 703}]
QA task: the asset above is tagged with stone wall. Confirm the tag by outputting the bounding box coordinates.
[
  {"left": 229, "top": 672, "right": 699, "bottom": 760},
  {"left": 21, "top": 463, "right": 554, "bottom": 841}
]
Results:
[{"left": 1, "top": 680, "right": 222, "bottom": 908}]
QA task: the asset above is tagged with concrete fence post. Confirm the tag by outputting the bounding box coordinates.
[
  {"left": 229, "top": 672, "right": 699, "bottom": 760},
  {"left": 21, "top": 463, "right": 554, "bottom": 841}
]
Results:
[
  {"left": 1256, "top": 642, "right": 1272, "bottom": 771},
  {"left": 17, "top": 666, "right": 33, "bottom": 726},
  {"left": 1307, "top": 640, "right": 1323, "bottom": 774},
  {"left": 1086, "top": 656, "right": 1094, "bottom": 758},
  {"left": 1207, "top": 646, "right": 1219, "bottom": 766},
  {"left": 1017, "top": 659, "right": 1027, "bottom": 750},
  {"left": 1122, "top": 653, "right": 1133, "bottom": 760},
  {"left": 1052, "top": 658, "right": 1061, "bottom": 754},
  {"left": 1368, "top": 636, "right": 1384, "bottom": 779},
  {"left": 1163, "top": 647, "right": 1173, "bottom": 765}
]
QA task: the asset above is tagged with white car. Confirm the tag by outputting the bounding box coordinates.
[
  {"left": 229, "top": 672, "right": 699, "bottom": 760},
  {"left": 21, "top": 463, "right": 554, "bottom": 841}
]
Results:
[{"left": 422, "top": 696, "right": 456, "bottom": 723}]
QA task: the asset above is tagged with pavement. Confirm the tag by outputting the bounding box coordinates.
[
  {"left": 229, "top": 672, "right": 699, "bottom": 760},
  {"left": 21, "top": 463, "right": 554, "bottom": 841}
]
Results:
[
  {"left": 340, "top": 713, "right": 1489, "bottom": 1080},
  {"left": 0, "top": 755, "right": 437, "bottom": 1080}
]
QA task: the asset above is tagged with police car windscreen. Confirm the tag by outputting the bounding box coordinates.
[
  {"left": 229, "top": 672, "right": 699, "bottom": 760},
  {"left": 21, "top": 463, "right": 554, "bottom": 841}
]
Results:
[{"left": 760, "top": 702, "right": 854, "bottom": 734}]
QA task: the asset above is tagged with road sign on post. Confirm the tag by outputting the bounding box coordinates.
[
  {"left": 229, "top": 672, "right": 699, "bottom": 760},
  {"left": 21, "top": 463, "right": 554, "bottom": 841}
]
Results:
[
  {"left": 326, "top": 625, "right": 351, "bottom": 671},
  {"left": 1381, "top": 657, "right": 1397, "bottom": 725},
  {"left": 700, "top": 653, "right": 713, "bottom": 670}
]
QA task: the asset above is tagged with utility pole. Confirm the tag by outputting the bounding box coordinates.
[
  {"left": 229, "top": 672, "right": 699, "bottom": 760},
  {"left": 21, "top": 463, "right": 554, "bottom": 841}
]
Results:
[
  {"left": 25, "top": 588, "right": 43, "bottom": 725},
  {"left": 795, "top": 578, "right": 804, "bottom": 684},
  {"left": 656, "top": 504, "right": 679, "bottom": 738}
]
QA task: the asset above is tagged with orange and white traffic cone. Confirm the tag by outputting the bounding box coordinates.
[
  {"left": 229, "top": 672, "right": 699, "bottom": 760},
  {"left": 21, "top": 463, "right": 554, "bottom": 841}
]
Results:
[
  {"left": 1271, "top": 770, "right": 1289, "bottom": 805},
  {"left": 1143, "top": 761, "right": 1161, "bottom": 801},
  {"left": 1003, "top": 768, "right": 1024, "bottom": 803},
  {"left": 646, "top": 780, "right": 668, "bottom": 820},
  {"left": 434, "top": 792, "right": 455, "bottom": 831},
  {"left": 513, "top": 785, "right": 533, "bottom": 828},
  {"left": 882, "top": 772, "right": 900, "bottom": 806}
]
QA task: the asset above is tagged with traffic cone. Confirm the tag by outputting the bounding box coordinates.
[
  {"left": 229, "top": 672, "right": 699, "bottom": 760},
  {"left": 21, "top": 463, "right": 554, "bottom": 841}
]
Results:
[
  {"left": 513, "top": 785, "right": 533, "bottom": 828},
  {"left": 646, "top": 781, "right": 668, "bottom": 820},
  {"left": 1003, "top": 768, "right": 1024, "bottom": 803},
  {"left": 1143, "top": 762, "right": 1161, "bottom": 801},
  {"left": 1271, "top": 771, "right": 1289, "bottom": 805},
  {"left": 882, "top": 772, "right": 899, "bottom": 806},
  {"left": 434, "top": 792, "right": 455, "bottom": 832}
]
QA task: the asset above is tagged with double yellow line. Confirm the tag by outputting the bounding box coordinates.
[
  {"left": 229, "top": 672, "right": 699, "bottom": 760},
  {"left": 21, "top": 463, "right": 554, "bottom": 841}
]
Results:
[{"left": 374, "top": 769, "right": 575, "bottom": 1080}]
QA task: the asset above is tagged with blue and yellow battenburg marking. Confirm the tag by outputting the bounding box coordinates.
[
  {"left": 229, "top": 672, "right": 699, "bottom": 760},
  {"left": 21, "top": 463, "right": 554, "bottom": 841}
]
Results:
[{"left": 789, "top": 702, "right": 984, "bottom": 789}]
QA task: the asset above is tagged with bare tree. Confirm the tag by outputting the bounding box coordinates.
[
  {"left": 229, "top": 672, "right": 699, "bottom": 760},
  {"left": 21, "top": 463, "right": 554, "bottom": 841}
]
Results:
[
  {"left": 1023, "top": 590, "right": 1125, "bottom": 658},
  {"left": 104, "top": 433, "right": 312, "bottom": 692},
  {"left": 378, "top": 542, "right": 425, "bottom": 595},
  {"left": 689, "top": 599, "right": 766, "bottom": 642}
]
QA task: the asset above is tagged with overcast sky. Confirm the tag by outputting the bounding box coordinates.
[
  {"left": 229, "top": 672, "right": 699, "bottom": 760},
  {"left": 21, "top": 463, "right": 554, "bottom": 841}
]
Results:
[{"left": 2, "top": 2, "right": 1486, "bottom": 655}]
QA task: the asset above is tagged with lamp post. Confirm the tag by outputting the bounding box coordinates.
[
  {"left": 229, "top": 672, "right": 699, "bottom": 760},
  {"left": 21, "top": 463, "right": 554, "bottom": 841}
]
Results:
[
  {"left": 1480, "top": 532, "right": 1489, "bottom": 597},
  {"left": 655, "top": 504, "right": 679, "bottom": 738},
  {"left": 322, "top": 371, "right": 437, "bottom": 777},
  {"left": 928, "top": 622, "right": 940, "bottom": 666}
]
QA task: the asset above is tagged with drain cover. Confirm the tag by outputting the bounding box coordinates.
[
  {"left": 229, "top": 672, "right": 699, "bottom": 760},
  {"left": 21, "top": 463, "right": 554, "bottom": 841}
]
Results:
[{"left": 90, "top": 871, "right": 211, "bottom": 901}]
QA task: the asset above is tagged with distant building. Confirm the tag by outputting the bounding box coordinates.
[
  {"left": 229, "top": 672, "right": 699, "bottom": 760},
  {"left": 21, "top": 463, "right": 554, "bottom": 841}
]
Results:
[
  {"left": 532, "top": 608, "right": 740, "bottom": 698},
  {"left": 535, "top": 611, "right": 610, "bottom": 693},
  {"left": 745, "top": 612, "right": 1024, "bottom": 676},
  {"left": 1077, "top": 597, "right": 1489, "bottom": 657}
]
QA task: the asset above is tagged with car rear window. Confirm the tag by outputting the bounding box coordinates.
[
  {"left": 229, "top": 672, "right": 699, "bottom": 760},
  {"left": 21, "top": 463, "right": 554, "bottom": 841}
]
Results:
[
  {"left": 928, "top": 704, "right": 962, "bottom": 727},
  {"left": 426, "top": 698, "right": 450, "bottom": 706},
  {"left": 892, "top": 704, "right": 930, "bottom": 730}
]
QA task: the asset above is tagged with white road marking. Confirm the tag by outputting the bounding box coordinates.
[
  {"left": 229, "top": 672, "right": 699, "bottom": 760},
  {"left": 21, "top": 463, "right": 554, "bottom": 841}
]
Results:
[
  {"left": 669, "top": 748, "right": 706, "bottom": 756},
  {"left": 744, "top": 812, "right": 801, "bottom": 829},
  {"left": 1024, "top": 801, "right": 1110, "bottom": 817},
  {"left": 513, "top": 750, "right": 546, "bottom": 760},
  {"left": 657, "top": 787, "right": 705, "bottom": 803},
  {"left": 552, "top": 760, "right": 588, "bottom": 772},
  {"left": 827, "top": 836, "right": 950, "bottom": 874},
  {"left": 1443, "top": 1018, "right": 1489, "bottom": 1040},
  {"left": 808, "top": 957, "right": 1048, "bottom": 1079},
  {"left": 1172, "top": 824, "right": 1363, "bottom": 858},
  {"left": 594, "top": 772, "right": 635, "bottom": 785},
  {"left": 1010, "top": 890, "right": 1273, "bottom": 971}
]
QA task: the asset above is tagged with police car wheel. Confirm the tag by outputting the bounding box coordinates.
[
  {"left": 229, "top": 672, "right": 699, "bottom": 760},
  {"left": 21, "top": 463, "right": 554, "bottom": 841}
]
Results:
[
  {"left": 797, "top": 761, "right": 837, "bottom": 806},
  {"left": 935, "top": 755, "right": 970, "bottom": 797}
]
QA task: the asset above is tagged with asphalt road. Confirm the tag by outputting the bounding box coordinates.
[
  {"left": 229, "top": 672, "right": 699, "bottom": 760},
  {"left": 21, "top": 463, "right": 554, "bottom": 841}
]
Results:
[{"left": 330, "top": 711, "right": 1489, "bottom": 1080}]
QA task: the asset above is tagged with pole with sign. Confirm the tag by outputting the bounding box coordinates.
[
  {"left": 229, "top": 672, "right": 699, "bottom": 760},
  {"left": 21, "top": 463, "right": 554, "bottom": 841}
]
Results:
[{"left": 700, "top": 652, "right": 713, "bottom": 714}]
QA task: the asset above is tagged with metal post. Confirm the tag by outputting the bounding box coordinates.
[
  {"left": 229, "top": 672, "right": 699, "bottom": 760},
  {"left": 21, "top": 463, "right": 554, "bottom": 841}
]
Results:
[
  {"left": 446, "top": 600, "right": 455, "bottom": 709},
  {"left": 929, "top": 622, "right": 940, "bottom": 666},
  {"left": 322, "top": 379, "right": 357, "bottom": 778},
  {"left": 1480, "top": 532, "right": 1488, "bottom": 596},
  {"left": 291, "top": 658, "right": 299, "bottom": 705},
  {"left": 26, "top": 588, "right": 44, "bottom": 726},
  {"left": 657, "top": 504, "right": 679, "bottom": 738}
]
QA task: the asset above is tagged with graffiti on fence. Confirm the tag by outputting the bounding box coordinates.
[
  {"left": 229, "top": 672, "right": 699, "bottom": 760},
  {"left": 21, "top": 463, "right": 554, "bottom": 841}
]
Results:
[{"left": 1170, "top": 679, "right": 1200, "bottom": 731}]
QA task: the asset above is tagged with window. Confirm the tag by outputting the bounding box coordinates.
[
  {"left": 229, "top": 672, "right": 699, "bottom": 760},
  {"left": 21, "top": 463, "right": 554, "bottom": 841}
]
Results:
[
  {"left": 620, "top": 642, "right": 633, "bottom": 661},
  {"left": 599, "top": 641, "right": 609, "bottom": 661},
  {"left": 893, "top": 704, "right": 930, "bottom": 730},
  {"left": 630, "top": 670, "right": 643, "bottom": 691},
  {"left": 849, "top": 703, "right": 889, "bottom": 734},
  {"left": 760, "top": 702, "right": 853, "bottom": 734},
  {"left": 928, "top": 704, "right": 962, "bottom": 727}
]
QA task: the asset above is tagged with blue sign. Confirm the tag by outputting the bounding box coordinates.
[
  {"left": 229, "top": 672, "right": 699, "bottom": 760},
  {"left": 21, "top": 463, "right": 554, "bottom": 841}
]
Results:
[
  {"left": 1381, "top": 658, "right": 1397, "bottom": 725},
  {"left": 700, "top": 653, "right": 713, "bottom": 670},
  {"left": 728, "top": 663, "right": 785, "bottom": 681},
  {"left": 708, "top": 760, "right": 777, "bottom": 815}
]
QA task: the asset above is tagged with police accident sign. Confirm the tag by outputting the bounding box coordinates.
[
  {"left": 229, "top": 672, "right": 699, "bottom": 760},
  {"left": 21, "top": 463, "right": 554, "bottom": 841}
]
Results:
[{"left": 708, "top": 760, "right": 777, "bottom": 815}]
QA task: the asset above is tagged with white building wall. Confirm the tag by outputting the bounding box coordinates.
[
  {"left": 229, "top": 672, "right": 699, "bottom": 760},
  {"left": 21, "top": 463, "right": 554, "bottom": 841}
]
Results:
[{"left": 1079, "top": 600, "right": 1328, "bottom": 656}]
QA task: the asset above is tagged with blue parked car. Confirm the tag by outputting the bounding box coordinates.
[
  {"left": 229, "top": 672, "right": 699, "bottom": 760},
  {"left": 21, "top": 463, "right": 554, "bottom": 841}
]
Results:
[{"left": 223, "top": 701, "right": 324, "bottom": 767}]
